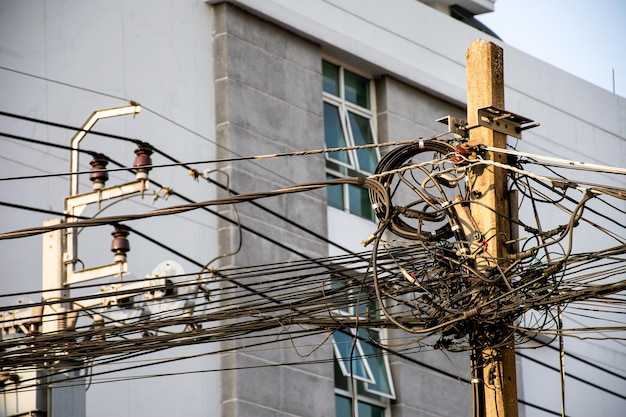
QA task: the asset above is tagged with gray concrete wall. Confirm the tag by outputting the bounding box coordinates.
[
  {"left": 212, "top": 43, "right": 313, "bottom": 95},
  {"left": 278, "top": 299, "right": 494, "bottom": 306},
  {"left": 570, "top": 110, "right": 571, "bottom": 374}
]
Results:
[
  {"left": 212, "top": 4, "right": 335, "bottom": 416},
  {"left": 212, "top": 5, "right": 475, "bottom": 415},
  {"left": 376, "top": 75, "right": 466, "bottom": 144}
]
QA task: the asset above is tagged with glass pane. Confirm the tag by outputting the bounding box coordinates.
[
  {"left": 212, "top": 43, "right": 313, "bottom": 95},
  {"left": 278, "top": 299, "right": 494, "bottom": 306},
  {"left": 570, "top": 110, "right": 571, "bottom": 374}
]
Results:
[
  {"left": 333, "top": 330, "right": 374, "bottom": 383},
  {"left": 357, "top": 402, "right": 385, "bottom": 417},
  {"left": 358, "top": 329, "right": 395, "bottom": 399},
  {"left": 326, "top": 174, "right": 345, "bottom": 211},
  {"left": 324, "top": 103, "right": 350, "bottom": 165},
  {"left": 334, "top": 358, "right": 350, "bottom": 391},
  {"left": 344, "top": 69, "right": 370, "bottom": 108},
  {"left": 356, "top": 291, "right": 369, "bottom": 317},
  {"left": 323, "top": 61, "right": 340, "bottom": 96},
  {"left": 347, "top": 112, "right": 377, "bottom": 173},
  {"left": 330, "top": 273, "right": 351, "bottom": 313},
  {"left": 335, "top": 395, "right": 353, "bottom": 417},
  {"left": 356, "top": 296, "right": 378, "bottom": 320},
  {"left": 348, "top": 184, "right": 374, "bottom": 221},
  {"left": 362, "top": 347, "right": 392, "bottom": 398}
]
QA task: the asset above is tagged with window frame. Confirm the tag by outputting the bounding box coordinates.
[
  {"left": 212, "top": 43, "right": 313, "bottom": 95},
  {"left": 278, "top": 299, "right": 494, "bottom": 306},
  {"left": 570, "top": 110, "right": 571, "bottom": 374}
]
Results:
[
  {"left": 334, "top": 369, "right": 389, "bottom": 417},
  {"left": 332, "top": 329, "right": 376, "bottom": 385},
  {"left": 323, "top": 58, "right": 380, "bottom": 221},
  {"left": 329, "top": 274, "right": 396, "bottom": 417}
]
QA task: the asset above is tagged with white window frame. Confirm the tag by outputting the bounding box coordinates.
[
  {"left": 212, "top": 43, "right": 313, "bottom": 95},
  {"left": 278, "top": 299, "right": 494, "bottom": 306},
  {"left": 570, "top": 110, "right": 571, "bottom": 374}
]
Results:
[
  {"left": 329, "top": 274, "right": 396, "bottom": 409},
  {"left": 323, "top": 58, "right": 380, "bottom": 220},
  {"left": 333, "top": 328, "right": 396, "bottom": 401},
  {"left": 332, "top": 329, "right": 376, "bottom": 384},
  {"left": 335, "top": 377, "right": 389, "bottom": 417}
]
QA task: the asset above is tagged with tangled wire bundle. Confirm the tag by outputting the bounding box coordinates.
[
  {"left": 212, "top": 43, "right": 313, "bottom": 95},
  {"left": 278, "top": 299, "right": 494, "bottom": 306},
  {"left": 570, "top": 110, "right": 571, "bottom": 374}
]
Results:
[{"left": 366, "top": 139, "right": 621, "bottom": 350}]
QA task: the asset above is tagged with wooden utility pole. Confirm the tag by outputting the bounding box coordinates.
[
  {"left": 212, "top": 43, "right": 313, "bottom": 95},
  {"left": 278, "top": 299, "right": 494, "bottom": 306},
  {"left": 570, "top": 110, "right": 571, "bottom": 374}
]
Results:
[{"left": 466, "top": 39, "right": 519, "bottom": 417}]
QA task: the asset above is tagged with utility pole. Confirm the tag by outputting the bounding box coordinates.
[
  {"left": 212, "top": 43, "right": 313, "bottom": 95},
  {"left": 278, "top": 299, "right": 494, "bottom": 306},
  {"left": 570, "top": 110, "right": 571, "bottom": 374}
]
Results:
[{"left": 465, "top": 39, "right": 519, "bottom": 417}]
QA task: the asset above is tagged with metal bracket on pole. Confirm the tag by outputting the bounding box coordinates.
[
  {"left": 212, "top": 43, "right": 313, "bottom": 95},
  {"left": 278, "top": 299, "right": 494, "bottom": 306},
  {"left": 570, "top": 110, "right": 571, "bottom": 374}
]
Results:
[
  {"left": 476, "top": 106, "right": 538, "bottom": 139},
  {"left": 437, "top": 115, "right": 469, "bottom": 138},
  {"left": 437, "top": 107, "right": 538, "bottom": 140},
  {"left": 66, "top": 179, "right": 150, "bottom": 218},
  {"left": 66, "top": 262, "right": 128, "bottom": 285}
]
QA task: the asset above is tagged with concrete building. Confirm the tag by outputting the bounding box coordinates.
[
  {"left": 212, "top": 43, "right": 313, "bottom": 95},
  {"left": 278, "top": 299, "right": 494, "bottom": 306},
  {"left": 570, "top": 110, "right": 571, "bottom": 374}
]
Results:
[{"left": 0, "top": 1, "right": 624, "bottom": 417}]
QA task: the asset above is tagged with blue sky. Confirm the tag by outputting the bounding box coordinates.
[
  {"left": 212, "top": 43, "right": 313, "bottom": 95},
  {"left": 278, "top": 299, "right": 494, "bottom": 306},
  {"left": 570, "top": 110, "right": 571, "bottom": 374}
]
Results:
[{"left": 476, "top": 0, "right": 626, "bottom": 97}]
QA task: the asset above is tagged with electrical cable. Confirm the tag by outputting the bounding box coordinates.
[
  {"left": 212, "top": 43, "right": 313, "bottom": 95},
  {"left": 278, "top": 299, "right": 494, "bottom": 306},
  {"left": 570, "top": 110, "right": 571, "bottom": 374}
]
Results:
[
  {"left": 3, "top": 65, "right": 624, "bottom": 416},
  {"left": 484, "top": 145, "right": 626, "bottom": 176},
  {"left": 0, "top": 118, "right": 439, "bottom": 284},
  {"left": 0, "top": 65, "right": 129, "bottom": 102},
  {"left": 516, "top": 351, "right": 626, "bottom": 401},
  {"left": 0, "top": 123, "right": 447, "bottom": 182},
  {"left": 8, "top": 101, "right": 620, "bottom": 352}
]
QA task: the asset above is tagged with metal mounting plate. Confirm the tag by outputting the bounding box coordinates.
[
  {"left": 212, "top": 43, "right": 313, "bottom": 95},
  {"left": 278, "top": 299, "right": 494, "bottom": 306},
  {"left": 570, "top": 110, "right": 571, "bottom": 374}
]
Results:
[
  {"left": 436, "top": 115, "right": 469, "bottom": 138},
  {"left": 476, "top": 106, "right": 536, "bottom": 139}
]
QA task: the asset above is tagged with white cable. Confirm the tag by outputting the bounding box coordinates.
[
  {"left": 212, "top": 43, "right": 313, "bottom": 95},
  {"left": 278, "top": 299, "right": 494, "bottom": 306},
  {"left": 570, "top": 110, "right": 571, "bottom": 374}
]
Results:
[{"left": 483, "top": 146, "right": 626, "bottom": 176}]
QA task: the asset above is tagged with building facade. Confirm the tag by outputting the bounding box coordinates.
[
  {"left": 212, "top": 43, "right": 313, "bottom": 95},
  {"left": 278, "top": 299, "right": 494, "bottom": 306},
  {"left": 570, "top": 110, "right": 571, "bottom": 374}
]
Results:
[{"left": 1, "top": 1, "right": 624, "bottom": 417}]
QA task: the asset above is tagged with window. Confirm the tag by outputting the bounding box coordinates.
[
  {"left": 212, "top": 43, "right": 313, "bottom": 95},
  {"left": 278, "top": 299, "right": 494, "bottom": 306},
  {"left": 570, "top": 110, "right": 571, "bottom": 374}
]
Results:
[
  {"left": 323, "top": 60, "right": 379, "bottom": 221},
  {"left": 330, "top": 275, "right": 395, "bottom": 416}
]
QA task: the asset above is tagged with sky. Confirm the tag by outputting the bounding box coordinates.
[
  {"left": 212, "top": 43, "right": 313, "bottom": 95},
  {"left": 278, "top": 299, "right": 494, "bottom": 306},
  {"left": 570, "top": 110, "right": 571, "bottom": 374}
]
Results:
[{"left": 475, "top": 0, "right": 626, "bottom": 97}]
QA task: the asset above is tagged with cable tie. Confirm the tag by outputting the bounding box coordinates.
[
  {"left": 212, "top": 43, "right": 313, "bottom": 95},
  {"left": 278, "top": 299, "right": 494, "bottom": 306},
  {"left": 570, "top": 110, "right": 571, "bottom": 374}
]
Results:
[
  {"left": 371, "top": 203, "right": 381, "bottom": 210},
  {"left": 254, "top": 154, "right": 278, "bottom": 160},
  {"left": 400, "top": 267, "right": 416, "bottom": 284},
  {"left": 440, "top": 200, "right": 450, "bottom": 208},
  {"left": 188, "top": 168, "right": 200, "bottom": 181},
  {"left": 418, "top": 139, "right": 425, "bottom": 149},
  {"left": 463, "top": 308, "right": 479, "bottom": 319},
  {"left": 451, "top": 224, "right": 460, "bottom": 232}
]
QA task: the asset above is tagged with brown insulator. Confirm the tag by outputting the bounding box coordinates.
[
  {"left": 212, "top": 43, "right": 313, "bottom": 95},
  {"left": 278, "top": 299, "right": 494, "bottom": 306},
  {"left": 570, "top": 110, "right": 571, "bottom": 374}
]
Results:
[
  {"left": 451, "top": 143, "right": 473, "bottom": 166},
  {"left": 89, "top": 153, "right": 109, "bottom": 190},
  {"left": 111, "top": 224, "right": 131, "bottom": 263},
  {"left": 133, "top": 142, "right": 153, "bottom": 180}
]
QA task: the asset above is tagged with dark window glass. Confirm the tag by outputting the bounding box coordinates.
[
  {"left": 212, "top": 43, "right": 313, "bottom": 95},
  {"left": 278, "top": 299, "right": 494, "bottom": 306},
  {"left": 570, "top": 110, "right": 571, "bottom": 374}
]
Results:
[
  {"left": 323, "top": 61, "right": 378, "bottom": 222},
  {"left": 327, "top": 176, "right": 344, "bottom": 210},
  {"left": 358, "top": 329, "right": 393, "bottom": 398},
  {"left": 348, "top": 112, "right": 376, "bottom": 172},
  {"left": 334, "top": 359, "right": 350, "bottom": 391},
  {"left": 323, "top": 61, "right": 340, "bottom": 96},
  {"left": 324, "top": 103, "right": 350, "bottom": 164},
  {"left": 335, "top": 395, "right": 352, "bottom": 417},
  {"left": 344, "top": 69, "right": 370, "bottom": 108},
  {"left": 333, "top": 330, "right": 374, "bottom": 383},
  {"left": 357, "top": 401, "right": 385, "bottom": 417},
  {"left": 348, "top": 185, "right": 374, "bottom": 221}
]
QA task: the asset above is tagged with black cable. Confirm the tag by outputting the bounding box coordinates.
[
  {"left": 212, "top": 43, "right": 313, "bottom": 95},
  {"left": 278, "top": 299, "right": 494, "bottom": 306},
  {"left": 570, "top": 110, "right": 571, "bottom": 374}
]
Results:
[
  {"left": 3, "top": 64, "right": 620, "bottom": 412},
  {"left": 516, "top": 351, "right": 626, "bottom": 401},
  {"left": 0, "top": 112, "right": 405, "bottom": 267},
  {"left": 0, "top": 111, "right": 140, "bottom": 145},
  {"left": 0, "top": 131, "right": 100, "bottom": 156},
  {"left": 513, "top": 166, "right": 626, "bottom": 234},
  {"left": 517, "top": 398, "right": 569, "bottom": 417},
  {"left": 0, "top": 66, "right": 128, "bottom": 101},
  {"left": 0, "top": 201, "right": 84, "bottom": 219},
  {"left": 532, "top": 337, "right": 626, "bottom": 383}
]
